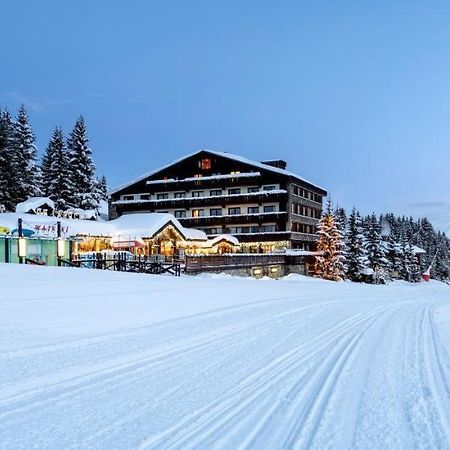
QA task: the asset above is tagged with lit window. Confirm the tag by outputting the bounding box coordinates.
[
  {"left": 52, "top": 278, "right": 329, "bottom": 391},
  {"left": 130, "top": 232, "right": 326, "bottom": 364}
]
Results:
[
  {"left": 200, "top": 158, "right": 212, "bottom": 170},
  {"left": 230, "top": 171, "right": 241, "bottom": 175},
  {"left": 192, "top": 209, "right": 204, "bottom": 218},
  {"left": 194, "top": 174, "right": 203, "bottom": 178}
]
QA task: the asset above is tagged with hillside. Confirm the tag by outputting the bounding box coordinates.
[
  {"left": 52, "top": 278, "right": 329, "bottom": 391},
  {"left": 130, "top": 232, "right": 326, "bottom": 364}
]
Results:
[{"left": 1, "top": 265, "right": 450, "bottom": 449}]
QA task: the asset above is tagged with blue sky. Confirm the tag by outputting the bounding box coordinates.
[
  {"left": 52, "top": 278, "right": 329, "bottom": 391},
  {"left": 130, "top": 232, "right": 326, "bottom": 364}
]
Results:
[{"left": 1, "top": 0, "right": 450, "bottom": 224}]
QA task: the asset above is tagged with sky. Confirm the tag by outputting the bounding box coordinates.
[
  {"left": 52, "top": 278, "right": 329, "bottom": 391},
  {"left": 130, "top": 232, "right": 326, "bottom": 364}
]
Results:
[{"left": 1, "top": 1, "right": 450, "bottom": 228}]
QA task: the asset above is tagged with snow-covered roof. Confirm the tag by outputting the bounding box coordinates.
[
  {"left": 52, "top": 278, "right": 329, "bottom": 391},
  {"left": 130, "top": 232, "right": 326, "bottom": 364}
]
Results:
[
  {"left": 411, "top": 245, "right": 426, "bottom": 255},
  {"left": 0, "top": 212, "right": 208, "bottom": 242},
  {"left": 15, "top": 197, "right": 55, "bottom": 213},
  {"left": 206, "top": 234, "right": 240, "bottom": 247},
  {"left": 110, "top": 149, "right": 326, "bottom": 195}
]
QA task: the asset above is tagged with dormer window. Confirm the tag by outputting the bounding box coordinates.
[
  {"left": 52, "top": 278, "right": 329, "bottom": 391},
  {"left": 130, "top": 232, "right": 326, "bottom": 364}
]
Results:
[{"left": 200, "top": 158, "right": 212, "bottom": 170}]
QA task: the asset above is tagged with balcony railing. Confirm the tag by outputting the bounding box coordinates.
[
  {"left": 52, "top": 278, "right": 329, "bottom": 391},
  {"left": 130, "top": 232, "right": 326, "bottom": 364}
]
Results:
[
  {"left": 113, "top": 189, "right": 288, "bottom": 208},
  {"left": 178, "top": 211, "right": 287, "bottom": 225}
]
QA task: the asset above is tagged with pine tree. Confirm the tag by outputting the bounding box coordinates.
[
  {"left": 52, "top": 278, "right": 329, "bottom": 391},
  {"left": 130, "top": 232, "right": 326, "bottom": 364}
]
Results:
[
  {"left": 0, "top": 108, "right": 16, "bottom": 211},
  {"left": 41, "top": 127, "right": 73, "bottom": 210},
  {"left": 346, "top": 208, "right": 369, "bottom": 281},
  {"left": 335, "top": 207, "right": 348, "bottom": 276},
  {"left": 315, "top": 200, "right": 345, "bottom": 281},
  {"left": 94, "top": 175, "right": 108, "bottom": 202},
  {"left": 365, "top": 213, "right": 388, "bottom": 282},
  {"left": 67, "top": 116, "right": 98, "bottom": 210},
  {"left": 10, "top": 105, "right": 42, "bottom": 205}
]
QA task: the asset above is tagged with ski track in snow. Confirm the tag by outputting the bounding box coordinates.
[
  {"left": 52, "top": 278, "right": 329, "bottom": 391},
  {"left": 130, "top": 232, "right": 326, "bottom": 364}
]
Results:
[{"left": 0, "top": 265, "right": 450, "bottom": 449}]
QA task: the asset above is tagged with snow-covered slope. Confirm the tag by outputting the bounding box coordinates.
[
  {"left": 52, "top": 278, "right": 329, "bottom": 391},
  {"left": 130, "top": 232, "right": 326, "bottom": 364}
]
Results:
[{"left": 1, "top": 265, "right": 450, "bottom": 449}]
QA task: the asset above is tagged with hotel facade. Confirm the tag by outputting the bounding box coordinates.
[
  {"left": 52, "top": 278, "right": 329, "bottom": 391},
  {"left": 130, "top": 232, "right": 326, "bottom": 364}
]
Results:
[{"left": 109, "top": 150, "right": 327, "bottom": 252}]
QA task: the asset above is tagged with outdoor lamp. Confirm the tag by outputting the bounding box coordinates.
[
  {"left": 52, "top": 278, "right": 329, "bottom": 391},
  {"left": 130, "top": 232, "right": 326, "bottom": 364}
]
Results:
[
  {"left": 57, "top": 239, "right": 66, "bottom": 257},
  {"left": 18, "top": 238, "right": 27, "bottom": 258}
]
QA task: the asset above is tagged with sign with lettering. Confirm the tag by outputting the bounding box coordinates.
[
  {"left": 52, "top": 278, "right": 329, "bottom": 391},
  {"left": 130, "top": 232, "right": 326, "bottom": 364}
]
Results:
[{"left": 35, "top": 208, "right": 95, "bottom": 221}]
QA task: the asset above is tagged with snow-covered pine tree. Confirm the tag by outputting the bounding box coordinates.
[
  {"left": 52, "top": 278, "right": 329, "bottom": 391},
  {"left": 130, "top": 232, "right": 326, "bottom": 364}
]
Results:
[
  {"left": 41, "top": 127, "right": 73, "bottom": 210},
  {"left": 315, "top": 199, "right": 345, "bottom": 281},
  {"left": 94, "top": 175, "right": 108, "bottom": 202},
  {"left": 365, "top": 213, "right": 388, "bottom": 282},
  {"left": 434, "top": 233, "right": 450, "bottom": 280},
  {"left": 0, "top": 108, "right": 16, "bottom": 211},
  {"left": 10, "top": 105, "right": 42, "bottom": 205},
  {"left": 334, "top": 206, "right": 348, "bottom": 276},
  {"left": 346, "top": 208, "right": 369, "bottom": 282},
  {"left": 67, "top": 116, "right": 98, "bottom": 210}
]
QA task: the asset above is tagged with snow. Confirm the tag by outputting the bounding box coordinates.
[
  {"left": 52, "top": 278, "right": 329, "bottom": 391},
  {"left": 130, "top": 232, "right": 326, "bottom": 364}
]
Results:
[
  {"left": 206, "top": 234, "right": 240, "bottom": 246},
  {"left": 15, "top": 197, "right": 54, "bottom": 214},
  {"left": 0, "top": 212, "right": 208, "bottom": 241},
  {"left": 109, "top": 149, "right": 326, "bottom": 195},
  {"left": 1, "top": 264, "right": 449, "bottom": 449},
  {"left": 146, "top": 172, "right": 261, "bottom": 184}
]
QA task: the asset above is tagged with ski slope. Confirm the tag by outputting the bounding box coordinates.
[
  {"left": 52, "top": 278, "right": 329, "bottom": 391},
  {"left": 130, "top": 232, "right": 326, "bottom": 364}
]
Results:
[{"left": 1, "top": 264, "right": 450, "bottom": 450}]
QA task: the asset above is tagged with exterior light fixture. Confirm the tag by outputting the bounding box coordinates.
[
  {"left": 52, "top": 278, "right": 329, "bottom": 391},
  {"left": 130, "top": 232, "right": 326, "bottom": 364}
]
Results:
[
  {"left": 252, "top": 267, "right": 262, "bottom": 277},
  {"left": 18, "top": 238, "right": 27, "bottom": 258},
  {"left": 57, "top": 239, "right": 66, "bottom": 258}
]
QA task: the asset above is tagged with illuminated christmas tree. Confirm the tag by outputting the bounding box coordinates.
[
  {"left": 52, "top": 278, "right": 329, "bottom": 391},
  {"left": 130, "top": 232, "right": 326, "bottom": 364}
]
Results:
[{"left": 315, "top": 200, "right": 345, "bottom": 281}]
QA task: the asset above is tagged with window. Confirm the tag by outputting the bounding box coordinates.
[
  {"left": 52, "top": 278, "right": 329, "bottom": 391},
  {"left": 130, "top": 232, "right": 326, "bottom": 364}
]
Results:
[
  {"left": 192, "top": 209, "right": 204, "bottom": 218},
  {"left": 228, "top": 207, "right": 241, "bottom": 215},
  {"left": 210, "top": 208, "right": 222, "bottom": 216},
  {"left": 191, "top": 191, "right": 204, "bottom": 197},
  {"left": 261, "top": 225, "right": 276, "bottom": 232},
  {"left": 248, "top": 187, "right": 259, "bottom": 193},
  {"left": 194, "top": 174, "right": 202, "bottom": 178},
  {"left": 210, "top": 189, "right": 222, "bottom": 196},
  {"left": 205, "top": 227, "right": 220, "bottom": 235},
  {"left": 140, "top": 194, "right": 150, "bottom": 200},
  {"left": 263, "top": 205, "right": 276, "bottom": 213},
  {"left": 200, "top": 158, "right": 212, "bottom": 170},
  {"left": 174, "top": 192, "right": 186, "bottom": 198},
  {"left": 123, "top": 195, "right": 134, "bottom": 201},
  {"left": 263, "top": 185, "right": 276, "bottom": 191},
  {"left": 230, "top": 171, "right": 241, "bottom": 175},
  {"left": 248, "top": 206, "right": 259, "bottom": 214},
  {"left": 250, "top": 226, "right": 260, "bottom": 233},
  {"left": 174, "top": 210, "right": 186, "bottom": 218},
  {"left": 228, "top": 188, "right": 241, "bottom": 195},
  {"left": 156, "top": 193, "right": 168, "bottom": 200}
]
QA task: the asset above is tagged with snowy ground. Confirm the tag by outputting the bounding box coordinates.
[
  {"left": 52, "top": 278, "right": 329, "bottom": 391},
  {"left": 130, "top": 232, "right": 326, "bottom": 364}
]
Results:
[{"left": 1, "top": 264, "right": 450, "bottom": 450}]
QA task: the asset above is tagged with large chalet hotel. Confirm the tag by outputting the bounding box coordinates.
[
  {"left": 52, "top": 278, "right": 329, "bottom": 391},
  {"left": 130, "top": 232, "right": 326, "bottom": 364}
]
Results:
[{"left": 109, "top": 150, "right": 327, "bottom": 252}]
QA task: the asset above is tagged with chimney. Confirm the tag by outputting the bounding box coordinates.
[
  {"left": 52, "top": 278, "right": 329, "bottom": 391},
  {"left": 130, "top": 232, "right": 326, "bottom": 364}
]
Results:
[{"left": 261, "top": 159, "right": 287, "bottom": 170}]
